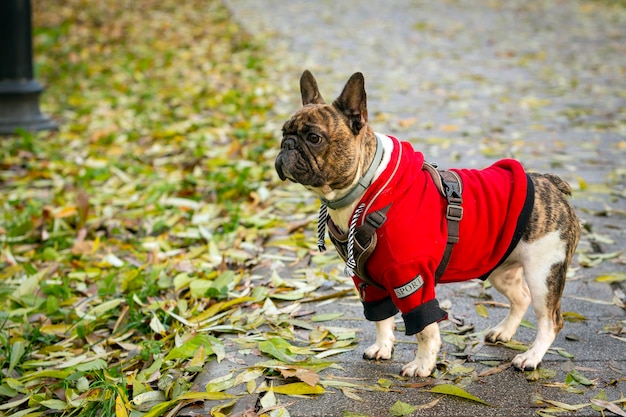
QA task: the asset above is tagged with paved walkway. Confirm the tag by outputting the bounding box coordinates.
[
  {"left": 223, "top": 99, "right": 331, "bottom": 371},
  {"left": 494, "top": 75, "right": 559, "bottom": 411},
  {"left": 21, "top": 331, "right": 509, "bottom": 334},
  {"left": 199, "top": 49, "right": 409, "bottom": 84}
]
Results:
[{"left": 195, "top": 1, "right": 625, "bottom": 416}]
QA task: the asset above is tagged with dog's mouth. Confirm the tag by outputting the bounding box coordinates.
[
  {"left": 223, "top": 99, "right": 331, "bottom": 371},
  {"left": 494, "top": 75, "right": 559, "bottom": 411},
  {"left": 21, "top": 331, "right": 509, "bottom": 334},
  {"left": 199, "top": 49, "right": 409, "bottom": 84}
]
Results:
[{"left": 275, "top": 149, "right": 324, "bottom": 187}]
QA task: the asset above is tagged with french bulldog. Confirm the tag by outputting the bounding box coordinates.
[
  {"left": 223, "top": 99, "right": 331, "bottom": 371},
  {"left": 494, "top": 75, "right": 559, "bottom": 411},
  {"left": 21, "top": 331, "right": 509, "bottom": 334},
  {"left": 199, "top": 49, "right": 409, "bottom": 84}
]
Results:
[{"left": 275, "top": 70, "right": 580, "bottom": 377}]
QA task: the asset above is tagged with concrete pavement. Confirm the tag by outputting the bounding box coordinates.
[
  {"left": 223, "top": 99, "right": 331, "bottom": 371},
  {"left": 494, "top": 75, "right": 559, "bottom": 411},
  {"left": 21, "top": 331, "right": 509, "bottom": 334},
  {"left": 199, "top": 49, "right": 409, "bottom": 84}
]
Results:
[{"left": 187, "top": 1, "right": 626, "bottom": 416}]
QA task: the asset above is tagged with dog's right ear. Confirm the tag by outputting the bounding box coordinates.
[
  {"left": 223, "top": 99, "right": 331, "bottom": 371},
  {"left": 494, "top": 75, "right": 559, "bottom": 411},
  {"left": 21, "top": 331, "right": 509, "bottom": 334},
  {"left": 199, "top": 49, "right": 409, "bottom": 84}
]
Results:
[{"left": 300, "top": 70, "right": 325, "bottom": 105}]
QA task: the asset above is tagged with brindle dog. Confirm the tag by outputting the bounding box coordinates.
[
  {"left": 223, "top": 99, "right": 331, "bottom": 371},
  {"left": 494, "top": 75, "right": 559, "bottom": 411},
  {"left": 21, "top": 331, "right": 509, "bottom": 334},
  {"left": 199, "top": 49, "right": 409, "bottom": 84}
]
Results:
[{"left": 275, "top": 70, "right": 580, "bottom": 377}]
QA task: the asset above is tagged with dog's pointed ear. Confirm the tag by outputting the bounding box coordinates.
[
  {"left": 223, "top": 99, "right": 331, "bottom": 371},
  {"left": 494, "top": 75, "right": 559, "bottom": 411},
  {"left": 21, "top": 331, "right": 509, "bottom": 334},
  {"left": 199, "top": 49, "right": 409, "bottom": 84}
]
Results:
[
  {"left": 333, "top": 72, "right": 368, "bottom": 135},
  {"left": 300, "top": 70, "right": 325, "bottom": 105}
]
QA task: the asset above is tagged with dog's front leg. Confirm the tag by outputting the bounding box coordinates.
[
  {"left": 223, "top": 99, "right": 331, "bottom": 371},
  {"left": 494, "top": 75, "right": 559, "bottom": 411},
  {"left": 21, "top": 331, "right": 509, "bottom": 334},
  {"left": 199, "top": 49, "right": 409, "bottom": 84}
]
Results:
[
  {"left": 363, "top": 316, "right": 395, "bottom": 360},
  {"left": 401, "top": 322, "right": 441, "bottom": 377}
]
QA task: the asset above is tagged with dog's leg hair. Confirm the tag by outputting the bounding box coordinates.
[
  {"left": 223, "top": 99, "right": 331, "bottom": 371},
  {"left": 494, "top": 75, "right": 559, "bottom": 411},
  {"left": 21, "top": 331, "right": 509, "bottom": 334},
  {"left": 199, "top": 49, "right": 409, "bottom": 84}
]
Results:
[
  {"left": 510, "top": 173, "right": 580, "bottom": 371},
  {"left": 401, "top": 322, "right": 441, "bottom": 377},
  {"left": 363, "top": 316, "right": 395, "bottom": 360},
  {"left": 512, "top": 231, "right": 568, "bottom": 370},
  {"left": 485, "top": 264, "right": 531, "bottom": 343}
]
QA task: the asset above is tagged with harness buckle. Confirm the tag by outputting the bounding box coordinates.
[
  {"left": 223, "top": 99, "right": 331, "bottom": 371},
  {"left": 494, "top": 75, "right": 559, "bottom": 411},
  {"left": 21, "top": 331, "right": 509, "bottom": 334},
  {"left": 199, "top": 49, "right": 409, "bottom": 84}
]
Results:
[
  {"left": 443, "top": 180, "right": 461, "bottom": 200},
  {"left": 446, "top": 204, "right": 463, "bottom": 221},
  {"left": 366, "top": 210, "right": 387, "bottom": 229}
]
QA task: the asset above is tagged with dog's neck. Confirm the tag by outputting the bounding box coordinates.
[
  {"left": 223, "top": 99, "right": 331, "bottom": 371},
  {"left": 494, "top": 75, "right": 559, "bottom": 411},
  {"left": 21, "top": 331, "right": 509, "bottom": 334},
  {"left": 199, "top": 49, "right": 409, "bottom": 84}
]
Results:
[{"left": 324, "top": 132, "right": 393, "bottom": 232}]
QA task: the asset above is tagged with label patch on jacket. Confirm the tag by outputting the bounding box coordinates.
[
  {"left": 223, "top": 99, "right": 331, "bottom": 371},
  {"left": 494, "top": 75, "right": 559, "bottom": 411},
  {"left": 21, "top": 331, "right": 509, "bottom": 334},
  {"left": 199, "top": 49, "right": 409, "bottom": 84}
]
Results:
[{"left": 394, "top": 275, "right": 424, "bottom": 299}]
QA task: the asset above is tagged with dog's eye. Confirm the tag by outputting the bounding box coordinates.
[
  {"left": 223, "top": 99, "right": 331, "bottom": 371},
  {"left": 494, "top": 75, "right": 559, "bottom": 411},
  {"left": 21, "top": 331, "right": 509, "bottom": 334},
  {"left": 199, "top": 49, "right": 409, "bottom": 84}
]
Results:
[{"left": 307, "top": 133, "right": 321, "bottom": 144}]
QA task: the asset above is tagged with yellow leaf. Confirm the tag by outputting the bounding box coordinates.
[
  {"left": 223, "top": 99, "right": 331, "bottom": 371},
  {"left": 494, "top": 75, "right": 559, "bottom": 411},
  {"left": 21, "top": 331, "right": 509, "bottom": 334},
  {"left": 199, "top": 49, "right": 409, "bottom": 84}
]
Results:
[
  {"left": 261, "top": 382, "right": 325, "bottom": 396},
  {"left": 562, "top": 311, "right": 588, "bottom": 322},
  {"left": 116, "top": 394, "right": 129, "bottom": 417},
  {"left": 475, "top": 304, "right": 489, "bottom": 318},
  {"left": 185, "top": 344, "right": 206, "bottom": 371},
  {"left": 54, "top": 206, "right": 77, "bottom": 219},
  {"left": 595, "top": 273, "right": 626, "bottom": 284}
]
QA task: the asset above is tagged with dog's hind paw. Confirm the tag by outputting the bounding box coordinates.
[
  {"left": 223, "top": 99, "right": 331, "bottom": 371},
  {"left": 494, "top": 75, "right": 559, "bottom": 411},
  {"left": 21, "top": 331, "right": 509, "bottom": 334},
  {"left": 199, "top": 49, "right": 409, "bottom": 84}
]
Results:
[
  {"left": 485, "top": 326, "right": 513, "bottom": 344},
  {"left": 363, "top": 342, "right": 393, "bottom": 360}
]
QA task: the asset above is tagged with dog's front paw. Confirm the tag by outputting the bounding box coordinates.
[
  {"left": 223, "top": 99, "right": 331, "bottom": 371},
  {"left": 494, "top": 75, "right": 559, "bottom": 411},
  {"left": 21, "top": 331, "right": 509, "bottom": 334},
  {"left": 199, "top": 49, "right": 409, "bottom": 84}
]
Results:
[
  {"left": 512, "top": 351, "right": 542, "bottom": 371},
  {"left": 363, "top": 341, "right": 394, "bottom": 360},
  {"left": 401, "top": 322, "right": 441, "bottom": 377},
  {"left": 401, "top": 357, "right": 436, "bottom": 378}
]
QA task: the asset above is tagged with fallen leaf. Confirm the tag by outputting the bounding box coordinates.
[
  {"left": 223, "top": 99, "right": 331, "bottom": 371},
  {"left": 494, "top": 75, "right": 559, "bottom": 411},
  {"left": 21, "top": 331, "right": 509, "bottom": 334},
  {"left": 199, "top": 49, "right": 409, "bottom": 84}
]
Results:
[
  {"left": 262, "top": 382, "right": 325, "bottom": 396},
  {"left": 565, "top": 369, "right": 595, "bottom": 386},
  {"left": 590, "top": 398, "right": 626, "bottom": 417},
  {"left": 428, "top": 384, "right": 491, "bottom": 406},
  {"left": 389, "top": 400, "right": 416, "bottom": 416}
]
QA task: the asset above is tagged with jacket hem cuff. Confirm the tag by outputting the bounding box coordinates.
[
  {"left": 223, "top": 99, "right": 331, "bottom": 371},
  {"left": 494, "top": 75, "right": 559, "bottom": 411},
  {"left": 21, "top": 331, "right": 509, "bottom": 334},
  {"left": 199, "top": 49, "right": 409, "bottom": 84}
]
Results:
[
  {"left": 363, "top": 297, "right": 399, "bottom": 321},
  {"left": 402, "top": 299, "right": 448, "bottom": 335}
]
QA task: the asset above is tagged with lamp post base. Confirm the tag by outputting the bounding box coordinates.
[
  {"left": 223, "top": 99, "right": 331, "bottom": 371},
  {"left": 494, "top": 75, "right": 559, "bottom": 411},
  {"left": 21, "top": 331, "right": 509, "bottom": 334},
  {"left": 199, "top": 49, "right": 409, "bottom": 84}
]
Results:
[{"left": 0, "top": 79, "right": 57, "bottom": 135}]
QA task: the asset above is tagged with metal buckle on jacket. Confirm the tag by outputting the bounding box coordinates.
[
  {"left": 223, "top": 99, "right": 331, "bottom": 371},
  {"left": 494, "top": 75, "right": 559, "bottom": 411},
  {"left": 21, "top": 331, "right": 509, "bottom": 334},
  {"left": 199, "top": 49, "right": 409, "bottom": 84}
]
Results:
[
  {"left": 446, "top": 204, "right": 463, "bottom": 221},
  {"left": 366, "top": 211, "right": 387, "bottom": 228}
]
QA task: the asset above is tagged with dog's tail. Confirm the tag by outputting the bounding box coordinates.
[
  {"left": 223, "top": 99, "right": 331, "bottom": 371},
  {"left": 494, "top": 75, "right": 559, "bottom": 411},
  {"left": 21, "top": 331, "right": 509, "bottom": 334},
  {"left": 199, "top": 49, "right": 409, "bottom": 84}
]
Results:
[{"left": 542, "top": 173, "right": 572, "bottom": 196}]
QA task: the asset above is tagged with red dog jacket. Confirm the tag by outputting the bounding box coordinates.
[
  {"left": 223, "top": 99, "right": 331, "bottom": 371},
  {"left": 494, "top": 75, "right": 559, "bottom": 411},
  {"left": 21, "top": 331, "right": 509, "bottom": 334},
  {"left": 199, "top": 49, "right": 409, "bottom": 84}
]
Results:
[{"left": 327, "top": 135, "right": 534, "bottom": 335}]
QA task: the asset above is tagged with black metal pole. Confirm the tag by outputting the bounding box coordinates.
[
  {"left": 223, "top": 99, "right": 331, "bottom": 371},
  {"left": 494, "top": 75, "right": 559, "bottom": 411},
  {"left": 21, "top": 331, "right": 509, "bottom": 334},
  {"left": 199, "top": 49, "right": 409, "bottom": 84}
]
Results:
[{"left": 0, "top": 0, "right": 57, "bottom": 135}]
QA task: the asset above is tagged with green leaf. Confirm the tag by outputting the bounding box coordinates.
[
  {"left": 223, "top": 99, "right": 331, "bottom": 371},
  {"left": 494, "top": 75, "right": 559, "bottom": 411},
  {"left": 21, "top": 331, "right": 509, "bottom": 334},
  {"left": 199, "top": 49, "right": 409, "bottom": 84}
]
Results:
[
  {"left": 428, "top": 384, "right": 491, "bottom": 406},
  {"left": 75, "top": 358, "right": 108, "bottom": 372},
  {"left": 164, "top": 334, "right": 217, "bottom": 361},
  {"left": 87, "top": 298, "right": 124, "bottom": 318},
  {"left": 141, "top": 392, "right": 236, "bottom": 417},
  {"left": 39, "top": 399, "right": 68, "bottom": 410},
  {"left": 496, "top": 340, "right": 528, "bottom": 351},
  {"left": 565, "top": 369, "right": 594, "bottom": 386},
  {"left": 311, "top": 312, "right": 344, "bottom": 322},
  {"left": 189, "top": 279, "right": 213, "bottom": 299},
  {"left": 258, "top": 338, "right": 299, "bottom": 362},
  {"left": 447, "top": 362, "right": 475, "bottom": 376},
  {"left": 8, "top": 341, "right": 25, "bottom": 375},
  {"left": 20, "top": 369, "right": 73, "bottom": 382},
  {"left": 551, "top": 347, "right": 575, "bottom": 359},
  {"left": 262, "top": 382, "right": 325, "bottom": 395},
  {"left": 525, "top": 367, "right": 557, "bottom": 381},
  {"left": 377, "top": 378, "right": 393, "bottom": 388},
  {"left": 591, "top": 389, "right": 609, "bottom": 412},
  {"left": 389, "top": 400, "right": 417, "bottom": 416}
]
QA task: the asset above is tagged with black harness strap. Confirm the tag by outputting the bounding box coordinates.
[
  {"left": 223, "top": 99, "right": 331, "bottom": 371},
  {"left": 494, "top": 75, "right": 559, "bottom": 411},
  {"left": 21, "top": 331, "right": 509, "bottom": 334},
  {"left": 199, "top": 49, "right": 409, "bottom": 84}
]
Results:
[
  {"left": 434, "top": 169, "right": 463, "bottom": 282},
  {"left": 327, "top": 205, "right": 390, "bottom": 290},
  {"left": 327, "top": 164, "right": 463, "bottom": 288}
]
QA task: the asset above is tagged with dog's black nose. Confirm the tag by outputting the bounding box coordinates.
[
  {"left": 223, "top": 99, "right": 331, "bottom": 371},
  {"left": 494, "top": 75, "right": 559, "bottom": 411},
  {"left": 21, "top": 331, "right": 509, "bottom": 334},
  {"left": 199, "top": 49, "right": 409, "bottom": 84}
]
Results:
[{"left": 281, "top": 137, "right": 296, "bottom": 150}]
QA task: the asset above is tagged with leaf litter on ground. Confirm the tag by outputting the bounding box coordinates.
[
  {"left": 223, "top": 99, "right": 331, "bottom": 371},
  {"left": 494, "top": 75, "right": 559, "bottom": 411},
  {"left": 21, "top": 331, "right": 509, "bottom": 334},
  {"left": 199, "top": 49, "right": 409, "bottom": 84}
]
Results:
[
  {"left": 0, "top": 0, "right": 339, "bottom": 415},
  {"left": 1, "top": 1, "right": 625, "bottom": 416}
]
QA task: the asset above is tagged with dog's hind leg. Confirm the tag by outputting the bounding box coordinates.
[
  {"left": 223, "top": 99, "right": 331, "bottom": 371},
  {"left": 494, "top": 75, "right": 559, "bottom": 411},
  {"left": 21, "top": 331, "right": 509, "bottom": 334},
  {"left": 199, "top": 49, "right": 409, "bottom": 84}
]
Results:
[
  {"left": 511, "top": 231, "right": 569, "bottom": 371},
  {"left": 363, "top": 316, "right": 395, "bottom": 360},
  {"left": 510, "top": 173, "right": 580, "bottom": 371},
  {"left": 485, "top": 263, "right": 531, "bottom": 344}
]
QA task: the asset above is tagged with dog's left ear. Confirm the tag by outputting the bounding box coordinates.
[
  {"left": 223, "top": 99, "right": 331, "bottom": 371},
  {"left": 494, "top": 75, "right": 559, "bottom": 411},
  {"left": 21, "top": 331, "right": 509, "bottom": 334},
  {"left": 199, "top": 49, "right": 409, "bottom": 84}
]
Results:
[{"left": 333, "top": 72, "right": 368, "bottom": 135}]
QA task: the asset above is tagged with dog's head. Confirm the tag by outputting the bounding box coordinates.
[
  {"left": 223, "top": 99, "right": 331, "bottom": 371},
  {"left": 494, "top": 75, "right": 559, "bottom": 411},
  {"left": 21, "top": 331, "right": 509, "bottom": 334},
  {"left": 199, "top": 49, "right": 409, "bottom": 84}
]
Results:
[{"left": 275, "top": 70, "right": 375, "bottom": 198}]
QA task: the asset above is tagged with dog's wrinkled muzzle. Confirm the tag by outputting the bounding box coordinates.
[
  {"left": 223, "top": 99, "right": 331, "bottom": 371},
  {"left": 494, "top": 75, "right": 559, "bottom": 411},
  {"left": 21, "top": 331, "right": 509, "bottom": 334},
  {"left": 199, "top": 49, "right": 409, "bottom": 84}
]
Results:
[{"left": 275, "top": 154, "right": 289, "bottom": 181}]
